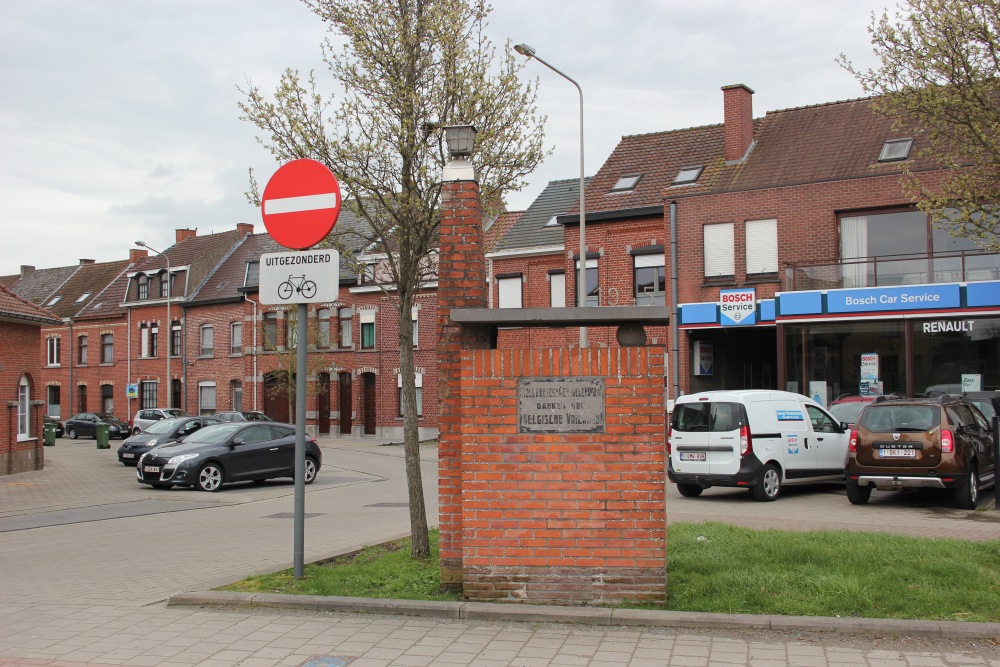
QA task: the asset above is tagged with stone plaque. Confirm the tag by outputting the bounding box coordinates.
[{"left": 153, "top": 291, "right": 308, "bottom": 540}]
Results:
[{"left": 518, "top": 377, "right": 605, "bottom": 434}]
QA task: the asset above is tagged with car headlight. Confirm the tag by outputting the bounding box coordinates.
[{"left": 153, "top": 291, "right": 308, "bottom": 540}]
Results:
[
  {"left": 146, "top": 439, "right": 158, "bottom": 447},
  {"left": 167, "top": 453, "right": 200, "bottom": 465}
]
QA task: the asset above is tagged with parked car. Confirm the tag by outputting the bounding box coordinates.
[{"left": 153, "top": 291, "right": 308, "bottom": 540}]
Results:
[
  {"left": 846, "top": 395, "right": 996, "bottom": 509},
  {"left": 44, "top": 415, "right": 64, "bottom": 438},
  {"left": 65, "top": 413, "right": 129, "bottom": 440},
  {"left": 117, "top": 416, "right": 221, "bottom": 466},
  {"left": 963, "top": 390, "right": 1000, "bottom": 422},
  {"left": 130, "top": 407, "right": 185, "bottom": 435},
  {"left": 667, "top": 389, "right": 849, "bottom": 502},
  {"left": 135, "top": 422, "right": 321, "bottom": 492},
  {"left": 828, "top": 395, "right": 874, "bottom": 428},
  {"left": 213, "top": 411, "right": 273, "bottom": 423}
]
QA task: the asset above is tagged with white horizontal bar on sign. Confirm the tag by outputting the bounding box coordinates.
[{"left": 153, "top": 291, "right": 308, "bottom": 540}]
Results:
[{"left": 264, "top": 192, "right": 338, "bottom": 215}]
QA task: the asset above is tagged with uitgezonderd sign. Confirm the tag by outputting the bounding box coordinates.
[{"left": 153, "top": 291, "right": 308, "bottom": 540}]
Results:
[{"left": 518, "top": 377, "right": 606, "bottom": 434}]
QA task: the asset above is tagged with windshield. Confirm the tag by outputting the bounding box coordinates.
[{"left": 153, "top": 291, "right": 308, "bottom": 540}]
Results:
[
  {"left": 829, "top": 401, "right": 867, "bottom": 424},
  {"left": 180, "top": 423, "right": 244, "bottom": 445},
  {"left": 145, "top": 419, "right": 180, "bottom": 434},
  {"left": 858, "top": 405, "right": 941, "bottom": 432},
  {"left": 672, "top": 402, "right": 741, "bottom": 432}
]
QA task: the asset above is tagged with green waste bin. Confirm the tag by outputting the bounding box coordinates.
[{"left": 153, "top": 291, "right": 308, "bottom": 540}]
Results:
[
  {"left": 43, "top": 422, "right": 56, "bottom": 446},
  {"left": 95, "top": 424, "right": 110, "bottom": 449}
]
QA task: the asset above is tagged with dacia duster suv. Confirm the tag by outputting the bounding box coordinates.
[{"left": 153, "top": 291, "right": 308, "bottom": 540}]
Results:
[{"left": 846, "top": 396, "right": 995, "bottom": 509}]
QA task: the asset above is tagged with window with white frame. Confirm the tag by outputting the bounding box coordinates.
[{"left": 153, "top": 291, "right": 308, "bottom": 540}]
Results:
[
  {"left": 497, "top": 274, "right": 523, "bottom": 309},
  {"left": 47, "top": 385, "right": 60, "bottom": 419},
  {"left": 574, "top": 258, "right": 599, "bottom": 306},
  {"left": 78, "top": 335, "right": 88, "bottom": 365},
  {"left": 46, "top": 337, "right": 60, "bottom": 366},
  {"left": 140, "top": 324, "right": 149, "bottom": 358},
  {"left": 170, "top": 321, "right": 181, "bottom": 357},
  {"left": 101, "top": 384, "right": 113, "bottom": 415},
  {"left": 198, "top": 381, "right": 216, "bottom": 416},
  {"left": 137, "top": 275, "right": 149, "bottom": 300},
  {"left": 231, "top": 380, "right": 243, "bottom": 412},
  {"left": 360, "top": 309, "right": 375, "bottom": 350},
  {"left": 703, "top": 222, "right": 735, "bottom": 278},
  {"left": 18, "top": 376, "right": 30, "bottom": 439},
  {"left": 398, "top": 372, "right": 423, "bottom": 417},
  {"left": 339, "top": 307, "right": 352, "bottom": 347},
  {"left": 263, "top": 312, "right": 278, "bottom": 351},
  {"left": 101, "top": 334, "right": 113, "bottom": 363},
  {"left": 411, "top": 306, "right": 419, "bottom": 348},
  {"left": 149, "top": 325, "right": 158, "bottom": 358},
  {"left": 317, "top": 309, "right": 331, "bottom": 349},
  {"left": 633, "top": 252, "right": 666, "bottom": 305},
  {"left": 160, "top": 272, "right": 171, "bottom": 298},
  {"left": 140, "top": 381, "right": 157, "bottom": 409},
  {"left": 745, "top": 218, "right": 778, "bottom": 276},
  {"left": 231, "top": 321, "right": 243, "bottom": 355},
  {"left": 549, "top": 271, "right": 565, "bottom": 308},
  {"left": 200, "top": 324, "right": 213, "bottom": 357}
]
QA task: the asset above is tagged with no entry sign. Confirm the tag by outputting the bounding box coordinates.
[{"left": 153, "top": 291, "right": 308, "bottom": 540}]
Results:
[{"left": 260, "top": 159, "right": 342, "bottom": 250}]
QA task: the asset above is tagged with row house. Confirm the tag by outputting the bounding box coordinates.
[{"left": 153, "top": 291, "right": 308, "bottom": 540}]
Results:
[
  {"left": 501, "top": 83, "right": 1000, "bottom": 405},
  {"left": 0, "top": 284, "right": 60, "bottom": 475}
]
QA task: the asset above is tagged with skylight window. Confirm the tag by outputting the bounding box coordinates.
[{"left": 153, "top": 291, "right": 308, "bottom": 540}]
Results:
[
  {"left": 879, "top": 138, "right": 913, "bottom": 162},
  {"left": 47, "top": 296, "right": 61, "bottom": 306},
  {"left": 672, "top": 166, "right": 704, "bottom": 185},
  {"left": 611, "top": 174, "right": 642, "bottom": 192},
  {"left": 545, "top": 215, "right": 560, "bottom": 227},
  {"left": 92, "top": 302, "right": 104, "bottom": 310},
  {"left": 75, "top": 292, "right": 91, "bottom": 303}
]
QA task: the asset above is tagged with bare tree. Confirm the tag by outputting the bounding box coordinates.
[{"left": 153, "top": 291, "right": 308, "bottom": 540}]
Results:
[
  {"left": 239, "top": 0, "right": 547, "bottom": 557},
  {"left": 840, "top": 0, "right": 1000, "bottom": 249}
]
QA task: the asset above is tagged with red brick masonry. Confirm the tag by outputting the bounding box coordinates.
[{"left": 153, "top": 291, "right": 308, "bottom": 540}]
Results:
[{"left": 459, "top": 347, "right": 667, "bottom": 605}]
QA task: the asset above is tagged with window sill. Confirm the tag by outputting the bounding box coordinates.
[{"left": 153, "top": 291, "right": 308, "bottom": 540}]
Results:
[
  {"left": 46, "top": 364, "right": 61, "bottom": 368},
  {"left": 228, "top": 353, "right": 243, "bottom": 358},
  {"left": 17, "top": 436, "right": 37, "bottom": 443},
  {"left": 702, "top": 278, "right": 737, "bottom": 288},
  {"left": 198, "top": 355, "right": 214, "bottom": 359},
  {"left": 745, "top": 273, "right": 779, "bottom": 285},
  {"left": 360, "top": 348, "right": 376, "bottom": 352},
  {"left": 99, "top": 362, "right": 114, "bottom": 367}
]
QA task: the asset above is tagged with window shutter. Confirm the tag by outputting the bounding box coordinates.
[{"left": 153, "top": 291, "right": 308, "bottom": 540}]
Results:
[
  {"left": 745, "top": 219, "right": 778, "bottom": 274},
  {"left": 498, "top": 276, "right": 522, "bottom": 309},
  {"left": 704, "top": 223, "right": 735, "bottom": 277}
]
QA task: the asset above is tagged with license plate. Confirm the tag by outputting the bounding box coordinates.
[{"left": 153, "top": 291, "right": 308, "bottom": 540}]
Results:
[
  {"left": 680, "top": 452, "right": 706, "bottom": 461},
  {"left": 122, "top": 453, "right": 134, "bottom": 459},
  {"left": 879, "top": 448, "right": 916, "bottom": 458},
  {"left": 143, "top": 465, "right": 160, "bottom": 473}
]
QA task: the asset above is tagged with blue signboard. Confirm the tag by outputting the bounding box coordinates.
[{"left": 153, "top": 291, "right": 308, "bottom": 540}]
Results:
[
  {"left": 827, "top": 284, "right": 960, "bottom": 314},
  {"left": 776, "top": 409, "right": 804, "bottom": 421}
]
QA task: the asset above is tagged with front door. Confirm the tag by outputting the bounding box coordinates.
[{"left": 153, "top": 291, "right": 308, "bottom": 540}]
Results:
[
  {"left": 317, "top": 373, "right": 330, "bottom": 435},
  {"left": 362, "top": 372, "right": 376, "bottom": 436},
  {"left": 263, "top": 371, "right": 290, "bottom": 424},
  {"left": 339, "top": 373, "right": 352, "bottom": 435},
  {"left": 171, "top": 379, "right": 182, "bottom": 410}
]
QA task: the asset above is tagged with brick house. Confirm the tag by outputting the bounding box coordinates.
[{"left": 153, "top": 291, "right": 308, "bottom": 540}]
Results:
[{"left": 0, "top": 284, "right": 60, "bottom": 475}]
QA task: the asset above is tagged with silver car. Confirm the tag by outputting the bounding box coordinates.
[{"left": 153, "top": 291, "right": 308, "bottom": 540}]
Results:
[{"left": 131, "top": 407, "right": 185, "bottom": 435}]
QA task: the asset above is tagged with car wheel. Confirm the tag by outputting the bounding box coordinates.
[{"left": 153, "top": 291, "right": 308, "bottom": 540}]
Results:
[
  {"left": 956, "top": 468, "right": 979, "bottom": 510},
  {"left": 133, "top": 427, "right": 141, "bottom": 435},
  {"left": 676, "top": 483, "right": 703, "bottom": 498},
  {"left": 196, "top": 463, "right": 224, "bottom": 492},
  {"left": 68, "top": 428, "right": 78, "bottom": 440},
  {"left": 846, "top": 481, "right": 872, "bottom": 505},
  {"left": 752, "top": 463, "right": 781, "bottom": 502},
  {"left": 303, "top": 456, "right": 318, "bottom": 485}
]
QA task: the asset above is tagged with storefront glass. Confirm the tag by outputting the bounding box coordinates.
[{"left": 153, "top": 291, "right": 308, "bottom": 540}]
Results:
[{"left": 911, "top": 317, "right": 1000, "bottom": 394}]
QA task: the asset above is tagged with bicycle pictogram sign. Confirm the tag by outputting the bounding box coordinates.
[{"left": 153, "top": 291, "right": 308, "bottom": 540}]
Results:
[{"left": 277, "top": 275, "right": 317, "bottom": 301}]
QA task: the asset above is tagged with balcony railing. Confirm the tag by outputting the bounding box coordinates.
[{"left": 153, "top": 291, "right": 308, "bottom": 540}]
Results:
[{"left": 784, "top": 249, "right": 1000, "bottom": 292}]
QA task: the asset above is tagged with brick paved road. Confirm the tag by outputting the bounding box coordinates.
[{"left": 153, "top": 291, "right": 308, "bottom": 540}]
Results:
[{"left": 0, "top": 436, "right": 997, "bottom": 666}]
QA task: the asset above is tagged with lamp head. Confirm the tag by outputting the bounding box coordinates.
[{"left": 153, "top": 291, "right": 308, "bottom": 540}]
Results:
[
  {"left": 135, "top": 241, "right": 146, "bottom": 247},
  {"left": 513, "top": 43, "right": 536, "bottom": 59},
  {"left": 443, "top": 125, "right": 478, "bottom": 160}
]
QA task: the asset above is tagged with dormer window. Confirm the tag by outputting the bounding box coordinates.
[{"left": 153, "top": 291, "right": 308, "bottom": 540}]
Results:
[
  {"left": 611, "top": 174, "right": 642, "bottom": 192},
  {"left": 672, "top": 165, "right": 703, "bottom": 185},
  {"left": 137, "top": 275, "right": 149, "bottom": 300},
  {"left": 878, "top": 138, "right": 913, "bottom": 162}
]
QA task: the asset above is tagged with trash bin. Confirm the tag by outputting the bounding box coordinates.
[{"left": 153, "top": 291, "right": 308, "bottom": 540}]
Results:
[
  {"left": 43, "top": 422, "right": 56, "bottom": 446},
  {"left": 95, "top": 424, "right": 110, "bottom": 449}
]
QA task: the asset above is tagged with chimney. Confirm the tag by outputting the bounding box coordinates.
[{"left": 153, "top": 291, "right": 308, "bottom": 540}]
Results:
[
  {"left": 20, "top": 265, "right": 35, "bottom": 278},
  {"left": 176, "top": 228, "right": 197, "bottom": 243},
  {"left": 722, "top": 84, "right": 754, "bottom": 162},
  {"left": 79, "top": 259, "right": 96, "bottom": 265},
  {"left": 237, "top": 223, "right": 254, "bottom": 237},
  {"left": 130, "top": 248, "right": 148, "bottom": 263}
]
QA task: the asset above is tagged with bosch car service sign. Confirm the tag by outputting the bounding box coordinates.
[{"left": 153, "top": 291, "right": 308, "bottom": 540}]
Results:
[
  {"left": 260, "top": 159, "right": 342, "bottom": 250},
  {"left": 720, "top": 288, "right": 757, "bottom": 326}
]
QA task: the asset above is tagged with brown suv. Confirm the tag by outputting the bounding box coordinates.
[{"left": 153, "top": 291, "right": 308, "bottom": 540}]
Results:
[{"left": 846, "top": 396, "right": 995, "bottom": 509}]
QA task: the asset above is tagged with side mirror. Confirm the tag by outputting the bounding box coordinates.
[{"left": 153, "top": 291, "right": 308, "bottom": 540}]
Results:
[
  {"left": 841, "top": 421, "right": 850, "bottom": 431},
  {"left": 232, "top": 437, "right": 245, "bottom": 446}
]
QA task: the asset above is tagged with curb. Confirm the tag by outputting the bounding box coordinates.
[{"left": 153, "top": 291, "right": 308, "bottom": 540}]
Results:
[{"left": 167, "top": 591, "right": 1000, "bottom": 640}]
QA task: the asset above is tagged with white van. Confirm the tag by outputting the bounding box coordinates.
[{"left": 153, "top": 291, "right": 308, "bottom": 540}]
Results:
[{"left": 667, "top": 390, "right": 850, "bottom": 501}]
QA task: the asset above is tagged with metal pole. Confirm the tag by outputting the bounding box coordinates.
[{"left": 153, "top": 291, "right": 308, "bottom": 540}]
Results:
[
  {"left": 294, "top": 302, "right": 307, "bottom": 577},
  {"left": 515, "top": 45, "right": 587, "bottom": 347},
  {"left": 994, "top": 415, "right": 999, "bottom": 511},
  {"left": 165, "top": 258, "right": 171, "bottom": 408},
  {"left": 670, "top": 201, "right": 680, "bottom": 405}
]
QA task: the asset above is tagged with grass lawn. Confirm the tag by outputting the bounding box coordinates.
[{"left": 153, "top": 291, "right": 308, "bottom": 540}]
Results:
[{"left": 219, "top": 522, "right": 1000, "bottom": 622}]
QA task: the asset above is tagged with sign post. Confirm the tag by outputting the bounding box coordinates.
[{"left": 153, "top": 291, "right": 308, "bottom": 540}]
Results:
[{"left": 260, "top": 158, "right": 342, "bottom": 578}]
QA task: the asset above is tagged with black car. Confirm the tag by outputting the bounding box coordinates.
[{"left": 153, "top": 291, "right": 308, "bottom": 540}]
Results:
[
  {"left": 44, "top": 415, "right": 64, "bottom": 438},
  {"left": 117, "top": 416, "right": 221, "bottom": 466},
  {"left": 136, "top": 422, "right": 322, "bottom": 492},
  {"left": 65, "top": 413, "right": 129, "bottom": 440}
]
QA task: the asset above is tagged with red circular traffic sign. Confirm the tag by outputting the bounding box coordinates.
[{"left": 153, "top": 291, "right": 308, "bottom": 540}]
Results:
[{"left": 260, "top": 159, "right": 342, "bottom": 250}]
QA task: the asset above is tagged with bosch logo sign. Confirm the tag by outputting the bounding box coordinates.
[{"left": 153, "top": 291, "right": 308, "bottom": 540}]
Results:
[{"left": 719, "top": 288, "right": 757, "bottom": 326}]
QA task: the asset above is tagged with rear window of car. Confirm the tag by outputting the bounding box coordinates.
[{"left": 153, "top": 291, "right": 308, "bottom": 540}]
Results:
[
  {"left": 859, "top": 405, "right": 940, "bottom": 432},
  {"left": 672, "top": 402, "right": 741, "bottom": 432},
  {"left": 829, "top": 401, "right": 867, "bottom": 424}
]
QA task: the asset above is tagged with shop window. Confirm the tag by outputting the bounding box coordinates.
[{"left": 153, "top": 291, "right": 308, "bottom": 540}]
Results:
[
  {"left": 549, "top": 271, "right": 565, "bottom": 308},
  {"left": 745, "top": 219, "right": 778, "bottom": 276},
  {"left": 198, "top": 381, "right": 216, "bottom": 416},
  {"left": 498, "top": 274, "right": 523, "bottom": 308},
  {"left": 398, "top": 372, "right": 423, "bottom": 417},
  {"left": 704, "top": 223, "right": 735, "bottom": 279},
  {"left": 101, "top": 334, "right": 113, "bottom": 363}
]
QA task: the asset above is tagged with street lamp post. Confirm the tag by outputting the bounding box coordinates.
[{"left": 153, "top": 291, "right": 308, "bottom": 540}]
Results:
[
  {"left": 513, "top": 42, "right": 588, "bottom": 348},
  {"left": 135, "top": 241, "right": 171, "bottom": 408}
]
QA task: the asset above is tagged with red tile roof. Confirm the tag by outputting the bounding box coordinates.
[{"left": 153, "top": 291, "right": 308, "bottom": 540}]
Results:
[{"left": 0, "top": 283, "right": 61, "bottom": 325}]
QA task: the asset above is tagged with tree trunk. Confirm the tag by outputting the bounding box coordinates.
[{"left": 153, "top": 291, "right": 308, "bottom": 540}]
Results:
[{"left": 398, "top": 287, "right": 430, "bottom": 558}]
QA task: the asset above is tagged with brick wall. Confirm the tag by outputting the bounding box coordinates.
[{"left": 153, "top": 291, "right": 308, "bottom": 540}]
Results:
[
  {"left": 1, "top": 321, "right": 45, "bottom": 475},
  {"left": 460, "top": 347, "right": 666, "bottom": 604}
]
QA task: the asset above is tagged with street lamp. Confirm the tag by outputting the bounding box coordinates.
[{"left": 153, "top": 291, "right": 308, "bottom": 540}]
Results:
[
  {"left": 514, "top": 42, "right": 588, "bottom": 348},
  {"left": 135, "top": 241, "right": 172, "bottom": 408}
]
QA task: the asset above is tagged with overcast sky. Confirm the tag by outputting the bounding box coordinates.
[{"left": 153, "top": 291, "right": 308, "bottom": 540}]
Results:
[{"left": 0, "top": 0, "right": 894, "bottom": 271}]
